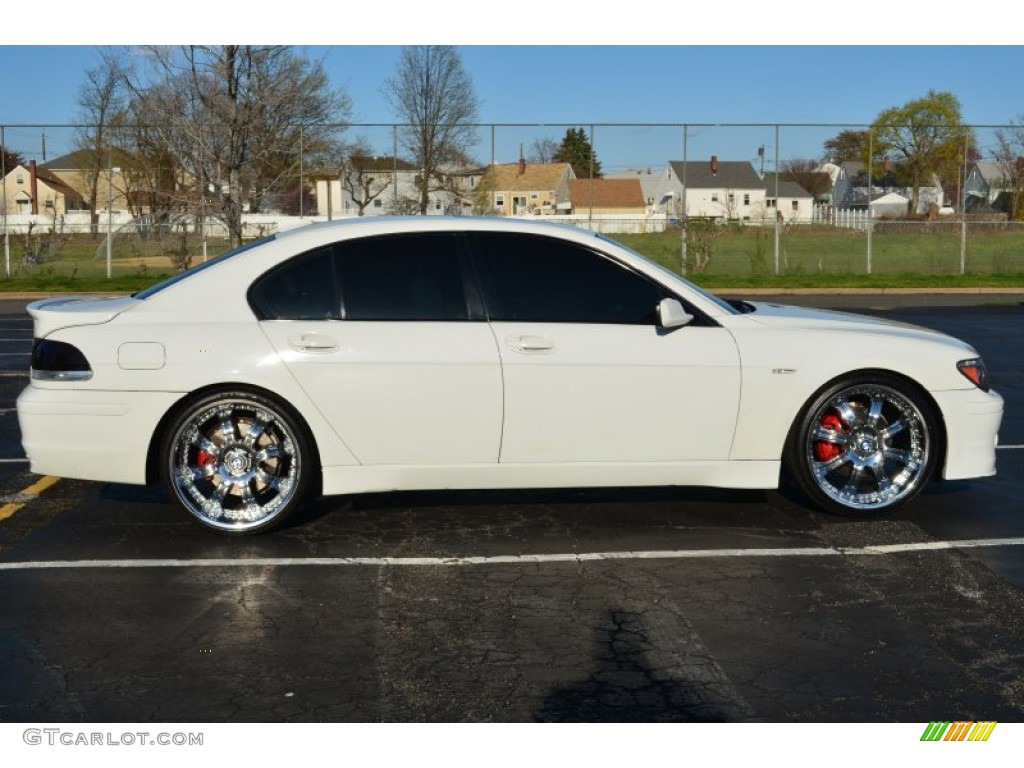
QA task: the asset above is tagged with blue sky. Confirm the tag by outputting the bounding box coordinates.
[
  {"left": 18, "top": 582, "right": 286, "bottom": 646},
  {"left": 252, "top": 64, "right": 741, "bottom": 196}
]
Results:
[{"left": 2, "top": 44, "right": 1022, "bottom": 174}]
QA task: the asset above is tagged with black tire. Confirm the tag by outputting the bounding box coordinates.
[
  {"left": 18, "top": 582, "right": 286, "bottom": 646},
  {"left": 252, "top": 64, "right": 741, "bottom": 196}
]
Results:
[
  {"left": 159, "top": 390, "right": 315, "bottom": 535},
  {"left": 784, "top": 373, "right": 940, "bottom": 516}
]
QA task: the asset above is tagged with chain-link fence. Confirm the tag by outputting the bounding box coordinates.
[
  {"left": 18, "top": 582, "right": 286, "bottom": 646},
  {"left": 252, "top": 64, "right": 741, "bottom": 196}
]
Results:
[{"left": 2, "top": 122, "right": 1023, "bottom": 283}]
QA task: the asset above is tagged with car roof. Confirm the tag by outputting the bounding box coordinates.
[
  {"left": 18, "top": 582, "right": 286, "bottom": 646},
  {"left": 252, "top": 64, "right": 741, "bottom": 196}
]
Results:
[{"left": 274, "top": 215, "right": 608, "bottom": 249}]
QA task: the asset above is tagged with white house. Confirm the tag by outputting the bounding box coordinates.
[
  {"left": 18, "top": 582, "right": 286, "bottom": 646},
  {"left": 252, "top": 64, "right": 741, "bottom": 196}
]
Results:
[{"left": 651, "top": 160, "right": 768, "bottom": 222}]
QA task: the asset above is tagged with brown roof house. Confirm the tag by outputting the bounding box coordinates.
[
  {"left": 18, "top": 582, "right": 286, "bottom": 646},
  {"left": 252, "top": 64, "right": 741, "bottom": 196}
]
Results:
[
  {"left": 476, "top": 159, "right": 575, "bottom": 216},
  {"left": 567, "top": 178, "right": 646, "bottom": 216},
  {"left": 1, "top": 161, "right": 86, "bottom": 216}
]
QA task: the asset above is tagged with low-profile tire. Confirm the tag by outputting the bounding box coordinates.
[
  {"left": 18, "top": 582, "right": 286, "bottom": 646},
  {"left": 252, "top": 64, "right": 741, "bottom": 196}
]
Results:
[
  {"left": 784, "top": 373, "right": 940, "bottom": 516},
  {"left": 159, "top": 390, "right": 315, "bottom": 535}
]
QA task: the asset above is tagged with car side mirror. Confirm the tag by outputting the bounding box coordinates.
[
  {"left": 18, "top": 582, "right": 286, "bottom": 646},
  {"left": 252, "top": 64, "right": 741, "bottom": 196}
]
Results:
[{"left": 658, "top": 298, "right": 694, "bottom": 329}]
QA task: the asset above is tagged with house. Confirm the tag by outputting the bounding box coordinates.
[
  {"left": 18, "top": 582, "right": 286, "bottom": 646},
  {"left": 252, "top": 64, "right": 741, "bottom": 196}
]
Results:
[
  {"left": 314, "top": 157, "right": 459, "bottom": 217},
  {"left": 41, "top": 150, "right": 133, "bottom": 212},
  {"left": 832, "top": 161, "right": 943, "bottom": 215},
  {"left": 1, "top": 161, "right": 86, "bottom": 216},
  {"left": 606, "top": 168, "right": 661, "bottom": 210},
  {"left": 761, "top": 173, "right": 814, "bottom": 223},
  {"left": 567, "top": 178, "right": 646, "bottom": 216},
  {"left": 476, "top": 160, "right": 575, "bottom": 216},
  {"left": 964, "top": 161, "right": 1013, "bottom": 211},
  {"left": 652, "top": 159, "right": 766, "bottom": 221}
]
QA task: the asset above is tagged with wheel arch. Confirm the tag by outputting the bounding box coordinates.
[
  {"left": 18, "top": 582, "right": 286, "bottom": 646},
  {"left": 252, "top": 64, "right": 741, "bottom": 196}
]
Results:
[
  {"left": 145, "top": 382, "right": 324, "bottom": 490},
  {"left": 782, "top": 367, "right": 948, "bottom": 481}
]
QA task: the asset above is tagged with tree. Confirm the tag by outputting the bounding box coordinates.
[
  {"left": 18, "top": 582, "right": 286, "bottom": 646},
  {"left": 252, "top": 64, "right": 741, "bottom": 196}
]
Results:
[
  {"left": 527, "top": 137, "right": 559, "bottom": 164},
  {"left": 125, "top": 45, "right": 350, "bottom": 247},
  {"left": 74, "top": 49, "right": 129, "bottom": 234},
  {"left": 338, "top": 139, "right": 394, "bottom": 216},
  {"left": 993, "top": 117, "right": 1024, "bottom": 219},
  {"left": 2, "top": 144, "right": 25, "bottom": 172},
  {"left": 384, "top": 46, "right": 479, "bottom": 215},
  {"left": 822, "top": 129, "right": 868, "bottom": 165},
  {"left": 554, "top": 127, "right": 602, "bottom": 178},
  {"left": 781, "top": 158, "right": 833, "bottom": 200},
  {"left": 871, "top": 90, "right": 972, "bottom": 215}
]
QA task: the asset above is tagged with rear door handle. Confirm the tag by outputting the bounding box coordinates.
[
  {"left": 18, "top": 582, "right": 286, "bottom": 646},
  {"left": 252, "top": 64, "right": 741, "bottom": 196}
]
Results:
[
  {"left": 507, "top": 335, "right": 555, "bottom": 354},
  {"left": 288, "top": 333, "right": 339, "bottom": 353}
]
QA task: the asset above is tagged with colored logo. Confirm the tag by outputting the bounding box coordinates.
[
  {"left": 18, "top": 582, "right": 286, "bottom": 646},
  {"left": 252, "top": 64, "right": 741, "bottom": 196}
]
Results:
[{"left": 921, "top": 721, "right": 997, "bottom": 742}]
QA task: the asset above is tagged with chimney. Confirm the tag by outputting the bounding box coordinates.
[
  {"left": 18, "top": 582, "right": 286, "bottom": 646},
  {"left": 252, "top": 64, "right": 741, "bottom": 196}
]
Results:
[
  {"left": 518, "top": 144, "right": 526, "bottom": 176},
  {"left": 710, "top": 155, "right": 718, "bottom": 176},
  {"left": 30, "top": 160, "right": 39, "bottom": 214}
]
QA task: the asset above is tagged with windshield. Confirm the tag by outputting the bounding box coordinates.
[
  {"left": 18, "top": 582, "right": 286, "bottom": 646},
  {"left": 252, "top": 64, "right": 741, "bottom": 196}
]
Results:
[
  {"left": 596, "top": 233, "right": 739, "bottom": 315},
  {"left": 133, "top": 235, "right": 277, "bottom": 300}
]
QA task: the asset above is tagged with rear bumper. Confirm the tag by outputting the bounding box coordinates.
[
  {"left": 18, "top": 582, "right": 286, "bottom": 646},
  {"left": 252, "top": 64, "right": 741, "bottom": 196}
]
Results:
[
  {"left": 17, "top": 385, "right": 181, "bottom": 485},
  {"left": 933, "top": 387, "right": 1004, "bottom": 481}
]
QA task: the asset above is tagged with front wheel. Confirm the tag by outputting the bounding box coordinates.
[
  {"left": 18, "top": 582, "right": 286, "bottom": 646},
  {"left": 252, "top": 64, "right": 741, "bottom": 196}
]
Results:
[
  {"left": 159, "top": 390, "right": 314, "bottom": 534},
  {"left": 785, "top": 375, "right": 940, "bottom": 515}
]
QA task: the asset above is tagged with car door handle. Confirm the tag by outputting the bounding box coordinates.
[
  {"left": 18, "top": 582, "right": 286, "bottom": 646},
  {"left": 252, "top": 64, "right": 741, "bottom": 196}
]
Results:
[
  {"left": 288, "top": 333, "right": 339, "bottom": 353},
  {"left": 507, "top": 335, "right": 555, "bottom": 353}
]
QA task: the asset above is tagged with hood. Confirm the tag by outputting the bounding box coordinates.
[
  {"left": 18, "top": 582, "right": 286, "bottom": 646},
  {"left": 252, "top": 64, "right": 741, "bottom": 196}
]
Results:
[
  {"left": 27, "top": 295, "right": 140, "bottom": 337},
  {"left": 745, "top": 301, "right": 950, "bottom": 337}
]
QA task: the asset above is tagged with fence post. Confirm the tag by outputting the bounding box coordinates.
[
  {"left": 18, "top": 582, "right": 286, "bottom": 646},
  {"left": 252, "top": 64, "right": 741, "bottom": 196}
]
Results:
[
  {"left": 1, "top": 125, "right": 8, "bottom": 278},
  {"left": 960, "top": 134, "right": 968, "bottom": 275},
  {"left": 680, "top": 125, "right": 688, "bottom": 276},
  {"left": 773, "top": 124, "right": 780, "bottom": 275},
  {"left": 866, "top": 130, "right": 873, "bottom": 275}
]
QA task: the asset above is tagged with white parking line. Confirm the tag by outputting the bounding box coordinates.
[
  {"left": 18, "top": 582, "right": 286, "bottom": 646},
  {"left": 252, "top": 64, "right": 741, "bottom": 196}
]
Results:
[
  {"left": 0, "top": 457, "right": 28, "bottom": 462},
  {"left": 997, "top": 445, "right": 1023, "bottom": 450},
  {"left": 1, "top": 537, "right": 1023, "bottom": 571}
]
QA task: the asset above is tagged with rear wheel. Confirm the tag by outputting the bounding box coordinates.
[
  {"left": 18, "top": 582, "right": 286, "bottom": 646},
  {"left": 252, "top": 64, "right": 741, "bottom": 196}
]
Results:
[
  {"left": 159, "top": 390, "right": 314, "bottom": 534},
  {"left": 785, "top": 374, "right": 939, "bottom": 515}
]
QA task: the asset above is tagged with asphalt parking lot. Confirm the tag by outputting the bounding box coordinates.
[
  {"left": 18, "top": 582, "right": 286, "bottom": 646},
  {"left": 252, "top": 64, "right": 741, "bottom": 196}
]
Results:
[{"left": 0, "top": 294, "right": 1022, "bottom": 722}]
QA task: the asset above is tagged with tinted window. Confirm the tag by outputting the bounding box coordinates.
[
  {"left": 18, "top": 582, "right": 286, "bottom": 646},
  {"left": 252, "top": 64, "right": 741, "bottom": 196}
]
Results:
[
  {"left": 472, "top": 233, "right": 662, "bottom": 324},
  {"left": 249, "top": 247, "right": 338, "bottom": 320},
  {"left": 338, "top": 233, "right": 468, "bottom": 321}
]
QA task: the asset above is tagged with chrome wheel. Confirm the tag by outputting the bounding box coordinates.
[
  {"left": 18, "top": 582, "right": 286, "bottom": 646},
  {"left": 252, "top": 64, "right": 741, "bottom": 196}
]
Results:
[
  {"left": 788, "top": 377, "right": 938, "bottom": 515},
  {"left": 162, "top": 393, "right": 310, "bottom": 533}
]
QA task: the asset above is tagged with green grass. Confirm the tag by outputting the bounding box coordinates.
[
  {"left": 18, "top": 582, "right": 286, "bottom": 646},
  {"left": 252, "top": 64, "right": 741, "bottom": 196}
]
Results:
[{"left": 2, "top": 227, "right": 1023, "bottom": 293}]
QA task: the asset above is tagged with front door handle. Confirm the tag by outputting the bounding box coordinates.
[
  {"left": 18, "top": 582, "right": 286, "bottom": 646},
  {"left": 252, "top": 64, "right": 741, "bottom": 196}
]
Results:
[{"left": 507, "top": 335, "right": 555, "bottom": 353}]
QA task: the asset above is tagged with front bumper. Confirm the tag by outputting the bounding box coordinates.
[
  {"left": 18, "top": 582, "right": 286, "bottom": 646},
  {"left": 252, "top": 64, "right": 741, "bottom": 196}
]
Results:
[
  {"left": 932, "top": 387, "right": 1004, "bottom": 481},
  {"left": 17, "top": 385, "right": 182, "bottom": 485}
]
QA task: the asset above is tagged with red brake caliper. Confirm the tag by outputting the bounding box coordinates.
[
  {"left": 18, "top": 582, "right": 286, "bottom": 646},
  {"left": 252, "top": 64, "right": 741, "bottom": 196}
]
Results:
[
  {"left": 814, "top": 411, "right": 847, "bottom": 462},
  {"left": 196, "top": 449, "right": 217, "bottom": 468}
]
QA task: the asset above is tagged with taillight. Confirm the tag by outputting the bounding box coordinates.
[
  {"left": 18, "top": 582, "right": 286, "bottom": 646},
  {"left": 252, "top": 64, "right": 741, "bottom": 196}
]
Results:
[
  {"left": 956, "top": 358, "right": 990, "bottom": 392},
  {"left": 31, "top": 339, "right": 93, "bottom": 381}
]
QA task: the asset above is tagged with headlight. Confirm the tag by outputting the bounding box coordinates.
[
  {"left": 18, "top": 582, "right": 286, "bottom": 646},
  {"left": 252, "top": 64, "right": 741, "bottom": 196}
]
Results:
[{"left": 956, "top": 358, "right": 990, "bottom": 392}]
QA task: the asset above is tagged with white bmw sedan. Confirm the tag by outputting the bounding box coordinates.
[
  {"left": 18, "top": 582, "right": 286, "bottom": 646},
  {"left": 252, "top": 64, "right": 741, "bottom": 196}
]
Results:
[{"left": 17, "top": 217, "right": 1003, "bottom": 534}]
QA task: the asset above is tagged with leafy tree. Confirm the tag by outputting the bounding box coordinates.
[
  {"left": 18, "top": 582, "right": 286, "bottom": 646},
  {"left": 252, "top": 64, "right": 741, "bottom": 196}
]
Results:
[
  {"left": 384, "top": 46, "right": 479, "bottom": 215},
  {"left": 822, "top": 129, "right": 868, "bottom": 165},
  {"left": 554, "top": 127, "right": 602, "bottom": 178},
  {"left": 871, "top": 90, "right": 972, "bottom": 214}
]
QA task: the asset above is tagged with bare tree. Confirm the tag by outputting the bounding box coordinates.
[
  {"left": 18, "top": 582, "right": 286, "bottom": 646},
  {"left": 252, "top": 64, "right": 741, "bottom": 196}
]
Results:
[
  {"left": 993, "top": 118, "right": 1024, "bottom": 219},
  {"left": 781, "top": 157, "right": 833, "bottom": 200},
  {"left": 384, "top": 46, "right": 479, "bottom": 215},
  {"left": 125, "top": 46, "right": 350, "bottom": 247},
  {"left": 74, "top": 49, "right": 129, "bottom": 234},
  {"left": 338, "top": 139, "right": 393, "bottom": 216},
  {"left": 528, "top": 137, "right": 559, "bottom": 164}
]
